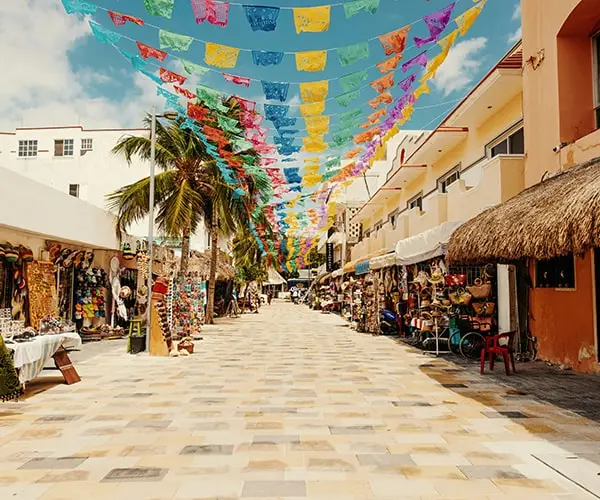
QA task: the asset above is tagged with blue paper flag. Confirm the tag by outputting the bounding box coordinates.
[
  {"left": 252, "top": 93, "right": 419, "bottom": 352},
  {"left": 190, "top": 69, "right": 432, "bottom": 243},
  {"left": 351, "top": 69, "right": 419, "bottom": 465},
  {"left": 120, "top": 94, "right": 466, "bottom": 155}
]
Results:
[
  {"left": 279, "top": 128, "right": 299, "bottom": 136},
  {"left": 252, "top": 51, "right": 284, "bottom": 67},
  {"left": 140, "top": 69, "right": 164, "bottom": 85},
  {"left": 264, "top": 104, "right": 289, "bottom": 120},
  {"left": 284, "top": 168, "right": 302, "bottom": 184},
  {"left": 157, "top": 87, "right": 180, "bottom": 106},
  {"left": 278, "top": 144, "right": 302, "bottom": 156},
  {"left": 281, "top": 158, "right": 297, "bottom": 162},
  {"left": 262, "top": 81, "right": 290, "bottom": 102},
  {"left": 244, "top": 5, "right": 280, "bottom": 32},
  {"left": 275, "top": 136, "right": 296, "bottom": 147},
  {"left": 89, "top": 21, "right": 122, "bottom": 45},
  {"left": 272, "top": 117, "right": 297, "bottom": 129},
  {"left": 62, "top": 0, "right": 97, "bottom": 14}
]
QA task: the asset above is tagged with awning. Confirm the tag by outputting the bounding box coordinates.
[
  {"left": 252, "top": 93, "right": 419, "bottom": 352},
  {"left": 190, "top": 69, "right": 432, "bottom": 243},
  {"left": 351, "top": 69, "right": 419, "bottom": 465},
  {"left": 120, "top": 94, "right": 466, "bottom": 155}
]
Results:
[
  {"left": 395, "top": 221, "right": 463, "bottom": 266},
  {"left": 331, "top": 268, "right": 343, "bottom": 278},
  {"left": 447, "top": 157, "right": 600, "bottom": 263},
  {"left": 370, "top": 251, "right": 397, "bottom": 270},
  {"left": 263, "top": 267, "right": 286, "bottom": 286},
  {"left": 343, "top": 261, "right": 356, "bottom": 273},
  {"left": 327, "top": 232, "right": 344, "bottom": 245},
  {"left": 355, "top": 260, "right": 370, "bottom": 275}
]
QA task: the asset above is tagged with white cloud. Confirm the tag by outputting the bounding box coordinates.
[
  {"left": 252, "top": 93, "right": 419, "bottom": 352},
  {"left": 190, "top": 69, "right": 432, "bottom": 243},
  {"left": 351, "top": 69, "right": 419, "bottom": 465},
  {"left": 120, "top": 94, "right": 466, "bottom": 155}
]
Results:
[
  {"left": 508, "top": 26, "right": 522, "bottom": 44},
  {"left": 0, "top": 0, "right": 160, "bottom": 130},
  {"left": 432, "top": 37, "right": 488, "bottom": 97},
  {"left": 512, "top": 2, "right": 521, "bottom": 21}
]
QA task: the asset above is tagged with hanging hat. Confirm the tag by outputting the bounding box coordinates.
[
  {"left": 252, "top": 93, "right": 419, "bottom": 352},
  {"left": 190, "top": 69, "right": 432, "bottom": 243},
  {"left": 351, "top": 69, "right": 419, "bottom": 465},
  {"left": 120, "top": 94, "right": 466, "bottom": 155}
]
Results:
[
  {"left": 119, "top": 286, "right": 132, "bottom": 299},
  {"left": 122, "top": 243, "right": 135, "bottom": 261},
  {"left": 19, "top": 246, "right": 34, "bottom": 263},
  {"left": 4, "top": 245, "right": 19, "bottom": 263},
  {"left": 428, "top": 271, "right": 444, "bottom": 285}
]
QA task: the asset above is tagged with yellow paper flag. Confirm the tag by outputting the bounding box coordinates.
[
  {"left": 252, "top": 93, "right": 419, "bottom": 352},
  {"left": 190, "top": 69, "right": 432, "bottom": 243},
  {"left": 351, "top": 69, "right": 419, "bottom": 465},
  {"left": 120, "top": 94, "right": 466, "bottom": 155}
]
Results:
[
  {"left": 305, "top": 115, "right": 330, "bottom": 135},
  {"left": 204, "top": 42, "right": 240, "bottom": 68},
  {"left": 300, "top": 80, "right": 329, "bottom": 103},
  {"left": 455, "top": 0, "right": 486, "bottom": 36},
  {"left": 421, "top": 29, "right": 458, "bottom": 82},
  {"left": 300, "top": 101, "right": 325, "bottom": 117},
  {"left": 295, "top": 50, "right": 327, "bottom": 72},
  {"left": 414, "top": 82, "right": 430, "bottom": 98},
  {"left": 303, "top": 135, "right": 328, "bottom": 153},
  {"left": 293, "top": 6, "right": 331, "bottom": 34}
]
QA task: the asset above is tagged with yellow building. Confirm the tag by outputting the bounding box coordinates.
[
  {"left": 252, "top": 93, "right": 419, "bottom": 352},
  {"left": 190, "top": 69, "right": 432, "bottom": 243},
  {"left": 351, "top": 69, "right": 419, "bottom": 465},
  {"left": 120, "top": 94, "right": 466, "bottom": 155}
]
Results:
[{"left": 351, "top": 43, "right": 524, "bottom": 263}]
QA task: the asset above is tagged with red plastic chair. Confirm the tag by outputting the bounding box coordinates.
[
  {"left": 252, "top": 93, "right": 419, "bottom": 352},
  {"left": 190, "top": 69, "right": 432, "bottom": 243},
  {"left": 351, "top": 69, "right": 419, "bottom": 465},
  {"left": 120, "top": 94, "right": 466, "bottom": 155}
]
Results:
[{"left": 480, "top": 331, "right": 517, "bottom": 375}]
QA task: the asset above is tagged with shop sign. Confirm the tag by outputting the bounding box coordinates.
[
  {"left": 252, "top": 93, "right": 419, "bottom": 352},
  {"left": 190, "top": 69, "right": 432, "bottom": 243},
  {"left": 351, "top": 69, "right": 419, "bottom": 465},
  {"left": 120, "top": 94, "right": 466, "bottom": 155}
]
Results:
[{"left": 326, "top": 243, "right": 334, "bottom": 272}]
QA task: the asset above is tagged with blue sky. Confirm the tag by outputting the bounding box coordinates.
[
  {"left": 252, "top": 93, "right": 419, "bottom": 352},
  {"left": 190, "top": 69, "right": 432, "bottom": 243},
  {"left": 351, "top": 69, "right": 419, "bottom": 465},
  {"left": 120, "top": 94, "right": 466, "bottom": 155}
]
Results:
[{"left": 0, "top": 0, "right": 520, "bottom": 133}]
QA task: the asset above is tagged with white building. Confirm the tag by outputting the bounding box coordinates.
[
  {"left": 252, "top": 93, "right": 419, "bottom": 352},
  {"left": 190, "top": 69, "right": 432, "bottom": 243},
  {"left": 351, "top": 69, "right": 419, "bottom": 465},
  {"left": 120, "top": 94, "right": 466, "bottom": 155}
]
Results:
[{"left": 0, "top": 125, "right": 210, "bottom": 250}]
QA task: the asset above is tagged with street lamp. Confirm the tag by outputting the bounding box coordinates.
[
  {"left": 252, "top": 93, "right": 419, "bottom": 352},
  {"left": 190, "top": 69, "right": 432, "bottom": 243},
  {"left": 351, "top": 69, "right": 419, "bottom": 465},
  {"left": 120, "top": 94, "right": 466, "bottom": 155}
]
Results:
[{"left": 145, "top": 107, "right": 178, "bottom": 353}]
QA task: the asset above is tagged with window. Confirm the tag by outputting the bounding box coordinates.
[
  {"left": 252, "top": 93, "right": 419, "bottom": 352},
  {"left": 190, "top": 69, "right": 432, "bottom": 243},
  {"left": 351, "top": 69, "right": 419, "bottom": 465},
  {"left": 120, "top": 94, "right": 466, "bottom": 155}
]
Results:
[
  {"left": 407, "top": 192, "right": 423, "bottom": 211},
  {"left": 18, "top": 139, "right": 38, "bottom": 157},
  {"left": 68, "top": 184, "right": 79, "bottom": 198},
  {"left": 535, "top": 254, "right": 576, "bottom": 289},
  {"left": 54, "top": 139, "right": 74, "bottom": 157},
  {"left": 388, "top": 210, "right": 398, "bottom": 229},
  {"left": 594, "top": 33, "right": 600, "bottom": 128},
  {"left": 488, "top": 127, "right": 525, "bottom": 158},
  {"left": 438, "top": 166, "right": 461, "bottom": 193},
  {"left": 81, "top": 138, "right": 93, "bottom": 151}
]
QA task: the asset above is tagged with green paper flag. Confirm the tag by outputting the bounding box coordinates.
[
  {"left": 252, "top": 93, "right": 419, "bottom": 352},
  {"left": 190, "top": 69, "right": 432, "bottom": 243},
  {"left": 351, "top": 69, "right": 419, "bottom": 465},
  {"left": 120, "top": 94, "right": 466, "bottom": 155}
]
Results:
[
  {"left": 337, "top": 42, "right": 369, "bottom": 67},
  {"left": 331, "top": 133, "right": 353, "bottom": 148},
  {"left": 339, "top": 108, "right": 362, "bottom": 125},
  {"left": 181, "top": 59, "right": 209, "bottom": 76},
  {"left": 325, "top": 156, "right": 341, "bottom": 168},
  {"left": 143, "top": 0, "right": 174, "bottom": 19},
  {"left": 197, "top": 85, "right": 228, "bottom": 113},
  {"left": 335, "top": 89, "right": 360, "bottom": 107},
  {"left": 232, "top": 138, "right": 253, "bottom": 153},
  {"left": 241, "top": 154, "right": 257, "bottom": 165},
  {"left": 159, "top": 30, "right": 193, "bottom": 52},
  {"left": 339, "top": 69, "right": 368, "bottom": 93},
  {"left": 343, "top": 0, "right": 380, "bottom": 18},
  {"left": 218, "top": 115, "right": 242, "bottom": 134}
]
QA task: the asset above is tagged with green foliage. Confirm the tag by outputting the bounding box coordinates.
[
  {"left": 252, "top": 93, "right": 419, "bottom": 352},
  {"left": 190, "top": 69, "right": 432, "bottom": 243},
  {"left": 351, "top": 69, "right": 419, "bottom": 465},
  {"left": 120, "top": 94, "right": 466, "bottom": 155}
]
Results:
[{"left": 306, "top": 248, "right": 326, "bottom": 268}]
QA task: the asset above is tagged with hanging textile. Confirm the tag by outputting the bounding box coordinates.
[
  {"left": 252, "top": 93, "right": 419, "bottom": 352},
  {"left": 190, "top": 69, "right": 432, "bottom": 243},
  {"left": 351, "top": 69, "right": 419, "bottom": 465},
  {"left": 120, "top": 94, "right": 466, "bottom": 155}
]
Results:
[
  {"left": 402, "top": 51, "right": 428, "bottom": 72},
  {"left": 190, "top": 0, "right": 230, "bottom": 27},
  {"left": 205, "top": 42, "right": 240, "bottom": 68},
  {"left": 159, "top": 68, "right": 187, "bottom": 85},
  {"left": 299, "top": 101, "right": 325, "bottom": 117},
  {"left": 335, "top": 89, "right": 360, "bottom": 107},
  {"left": 299, "top": 80, "right": 329, "bottom": 103},
  {"left": 89, "top": 22, "right": 122, "bottom": 45},
  {"left": 180, "top": 59, "right": 209, "bottom": 76},
  {"left": 222, "top": 73, "right": 251, "bottom": 87},
  {"left": 414, "top": 2, "right": 455, "bottom": 47},
  {"left": 398, "top": 73, "right": 417, "bottom": 91},
  {"left": 187, "top": 102, "right": 209, "bottom": 121},
  {"left": 137, "top": 41, "right": 167, "bottom": 61},
  {"left": 197, "top": 84, "right": 228, "bottom": 112},
  {"left": 376, "top": 54, "right": 403, "bottom": 74},
  {"left": 339, "top": 69, "right": 368, "bottom": 92},
  {"left": 159, "top": 30, "right": 193, "bottom": 52},
  {"left": 367, "top": 92, "right": 392, "bottom": 109},
  {"left": 421, "top": 29, "right": 458, "bottom": 81},
  {"left": 62, "top": 0, "right": 97, "bottom": 15},
  {"left": 143, "top": 0, "right": 174, "bottom": 18},
  {"left": 303, "top": 136, "right": 328, "bottom": 153},
  {"left": 293, "top": 6, "right": 331, "bottom": 34},
  {"left": 305, "top": 115, "right": 330, "bottom": 135},
  {"left": 337, "top": 42, "right": 369, "bottom": 67},
  {"left": 455, "top": 0, "right": 486, "bottom": 36},
  {"left": 175, "top": 86, "right": 196, "bottom": 100},
  {"left": 218, "top": 115, "right": 242, "bottom": 134},
  {"left": 379, "top": 25, "right": 411, "bottom": 56},
  {"left": 252, "top": 50, "right": 284, "bottom": 67},
  {"left": 370, "top": 73, "right": 394, "bottom": 93},
  {"left": 296, "top": 51, "right": 328, "bottom": 72},
  {"left": 262, "top": 81, "right": 290, "bottom": 102},
  {"left": 343, "top": 0, "right": 380, "bottom": 18},
  {"left": 108, "top": 11, "right": 144, "bottom": 26},
  {"left": 244, "top": 5, "right": 280, "bottom": 32}
]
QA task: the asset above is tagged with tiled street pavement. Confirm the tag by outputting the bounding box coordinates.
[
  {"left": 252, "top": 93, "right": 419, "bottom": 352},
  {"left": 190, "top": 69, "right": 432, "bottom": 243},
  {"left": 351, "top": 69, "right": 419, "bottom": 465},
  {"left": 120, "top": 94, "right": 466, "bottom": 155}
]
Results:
[{"left": 1, "top": 301, "right": 600, "bottom": 499}]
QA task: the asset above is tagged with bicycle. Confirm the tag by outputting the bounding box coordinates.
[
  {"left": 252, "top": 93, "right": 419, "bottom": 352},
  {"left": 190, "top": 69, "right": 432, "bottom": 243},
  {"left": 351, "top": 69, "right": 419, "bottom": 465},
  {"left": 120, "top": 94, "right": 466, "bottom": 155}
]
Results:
[{"left": 225, "top": 297, "right": 241, "bottom": 318}]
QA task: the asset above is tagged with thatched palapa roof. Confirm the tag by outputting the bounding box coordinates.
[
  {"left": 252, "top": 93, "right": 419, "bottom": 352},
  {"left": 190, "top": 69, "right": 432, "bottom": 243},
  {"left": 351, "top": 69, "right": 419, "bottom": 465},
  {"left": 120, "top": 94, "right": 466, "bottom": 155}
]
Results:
[
  {"left": 188, "top": 249, "right": 236, "bottom": 280},
  {"left": 447, "top": 157, "right": 600, "bottom": 263}
]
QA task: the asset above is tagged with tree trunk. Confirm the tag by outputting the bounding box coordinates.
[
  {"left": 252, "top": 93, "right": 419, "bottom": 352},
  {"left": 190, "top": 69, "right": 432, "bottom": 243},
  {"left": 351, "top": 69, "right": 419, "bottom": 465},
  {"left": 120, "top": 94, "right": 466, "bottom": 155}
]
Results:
[
  {"left": 205, "top": 211, "right": 218, "bottom": 324},
  {"left": 179, "top": 224, "right": 191, "bottom": 274}
]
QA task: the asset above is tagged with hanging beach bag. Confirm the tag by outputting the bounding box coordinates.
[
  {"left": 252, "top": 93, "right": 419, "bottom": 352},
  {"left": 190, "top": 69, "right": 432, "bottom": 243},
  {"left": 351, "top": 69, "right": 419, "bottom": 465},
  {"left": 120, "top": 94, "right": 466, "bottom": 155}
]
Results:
[
  {"left": 467, "top": 278, "right": 492, "bottom": 299},
  {"left": 445, "top": 274, "right": 466, "bottom": 287},
  {"left": 449, "top": 287, "right": 472, "bottom": 306}
]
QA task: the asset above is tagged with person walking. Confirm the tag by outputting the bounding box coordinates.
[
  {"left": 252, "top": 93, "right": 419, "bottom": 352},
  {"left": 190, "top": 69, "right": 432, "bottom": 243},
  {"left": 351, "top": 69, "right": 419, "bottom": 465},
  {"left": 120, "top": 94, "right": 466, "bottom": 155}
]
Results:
[{"left": 267, "top": 288, "right": 273, "bottom": 305}]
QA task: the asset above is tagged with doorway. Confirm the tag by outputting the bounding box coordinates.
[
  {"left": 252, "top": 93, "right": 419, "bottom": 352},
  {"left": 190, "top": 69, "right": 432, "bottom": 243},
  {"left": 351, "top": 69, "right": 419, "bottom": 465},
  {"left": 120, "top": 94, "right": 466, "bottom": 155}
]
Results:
[{"left": 594, "top": 248, "right": 600, "bottom": 360}]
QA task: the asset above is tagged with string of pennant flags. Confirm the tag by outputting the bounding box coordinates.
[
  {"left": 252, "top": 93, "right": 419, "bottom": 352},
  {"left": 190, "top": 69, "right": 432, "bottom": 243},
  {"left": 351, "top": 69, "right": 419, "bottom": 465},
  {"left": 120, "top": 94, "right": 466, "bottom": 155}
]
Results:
[{"left": 61, "top": 0, "right": 487, "bottom": 270}]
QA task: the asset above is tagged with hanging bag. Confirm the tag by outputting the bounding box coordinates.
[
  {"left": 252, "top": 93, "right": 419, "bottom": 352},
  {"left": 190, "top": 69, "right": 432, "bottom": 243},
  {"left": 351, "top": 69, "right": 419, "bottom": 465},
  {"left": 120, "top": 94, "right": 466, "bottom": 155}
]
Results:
[
  {"left": 445, "top": 274, "right": 466, "bottom": 286},
  {"left": 448, "top": 287, "right": 472, "bottom": 306},
  {"left": 467, "top": 278, "right": 492, "bottom": 299}
]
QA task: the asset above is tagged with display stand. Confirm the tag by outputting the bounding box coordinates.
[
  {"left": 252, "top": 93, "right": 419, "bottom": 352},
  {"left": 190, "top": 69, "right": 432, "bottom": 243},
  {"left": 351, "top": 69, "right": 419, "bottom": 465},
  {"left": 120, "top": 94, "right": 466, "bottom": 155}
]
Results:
[
  {"left": 423, "top": 282, "right": 451, "bottom": 357},
  {"left": 149, "top": 301, "right": 169, "bottom": 356}
]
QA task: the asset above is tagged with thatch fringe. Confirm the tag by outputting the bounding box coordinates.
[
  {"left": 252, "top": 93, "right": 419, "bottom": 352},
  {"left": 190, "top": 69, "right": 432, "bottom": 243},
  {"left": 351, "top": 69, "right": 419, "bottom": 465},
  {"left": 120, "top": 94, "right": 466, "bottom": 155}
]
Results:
[
  {"left": 447, "top": 157, "right": 600, "bottom": 264},
  {"left": 187, "top": 249, "right": 236, "bottom": 280}
]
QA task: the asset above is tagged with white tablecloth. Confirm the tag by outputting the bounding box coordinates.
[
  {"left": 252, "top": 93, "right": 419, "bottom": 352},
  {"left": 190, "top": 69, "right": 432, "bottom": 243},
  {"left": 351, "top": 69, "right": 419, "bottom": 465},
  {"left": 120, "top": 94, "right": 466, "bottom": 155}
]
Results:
[{"left": 9, "top": 332, "right": 82, "bottom": 385}]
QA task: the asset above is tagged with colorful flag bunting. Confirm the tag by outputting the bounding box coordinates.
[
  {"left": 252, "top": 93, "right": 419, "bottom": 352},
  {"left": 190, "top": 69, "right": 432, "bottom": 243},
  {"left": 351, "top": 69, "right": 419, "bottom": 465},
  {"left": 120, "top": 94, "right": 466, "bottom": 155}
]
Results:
[
  {"left": 252, "top": 51, "right": 284, "bottom": 67},
  {"left": 204, "top": 42, "right": 240, "bottom": 68},
  {"left": 157, "top": 87, "right": 180, "bottom": 106},
  {"left": 339, "top": 108, "right": 362, "bottom": 124},
  {"left": 455, "top": 0, "right": 486, "bottom": 36},
  {"left": 143, "top": 0, "right": 174, "bottom": 19},
  {"left": 376, "top": 54, "right": 403, "bottom": 74},
  {"left": 295, "top": 51, "right": 328, "bottom": 72},
  {"left": 197, "top": 84, "right": 228, "bottom": 112},
  {"left": 402, "top": 51, "right": 428, "bottom": 72},
  {"left": 180, "top": 59, "right": 209, "bottom": 76},
  {"left": 244, "top": 5, "right": 280, "bottom": 31},
  {"left": 222, "top": 73, "right": 251, "bottom": 87},
  {"left": 174, "top": 86, "right": 196, "bottom": 100},
  {"left": 187, "top": 102, "right": 209, "bottom": 121},
  {"left": 343, "top": 0, "right": 380, "bottom": 18},
  {"left": 303, "top": 136, "right": 328, "bottom": 153},
  {"left": 62, "top": 0, "right": 97, "bottom": 15},
  {"left": 414, "top": 2, "right": 455, "bottom": 47},
  {"left": 293, "top": 6, "right": 331, "bottom": 34},
  {"left": 140, "top": 69, "right": 164, "bottom": 85},
  {"left": 335, "top": 89, "right": 360, "bottom": 107},
  {"left": 421, "top": 29, "right": 458, "bottom": 81},
  {"left": 345, "top": 148, "right": 362, "bottom": 158},
  {"left": 300, "top": 80, "right": 329, "bottom": 103},
  {"left": 299, "top": 101, "right": 326, "bottom": 117},
  {"left": 379, "top": 25, "right": 411, "bottom": 56},
  {"left": 218, "top": 115, "right": 242, "bottom": 134},
  {"left": 159, "top": 30, "right": 193, "bottom": 52},
  {"left": 264, "top": 104, "right": 289, "bottom": 120},
  {"left": 190, "top": 0, "right": 230, "bottom": 27},
  {"left": 108, "top": 10, "right": 144, "bottom": 26},
  {"left": 370, "top": 73, "right": 394, "bottom": 93},
  {"left": 398, "top": 73, "right": 417, "bottom": 91},
  {"left": 137, "top": 41, "right": 167, "bottom": 61},
  {"left": 262, "top": 81, "right": 290, "bottom": 102},
  {"left": 305, "top": 115, "right": 330, "bottom": 135},
  {"left": 159, "top": 68, "right": 186, "bottom": 85},
  {"left": 339, "top": 69, "right": 368, "bottom": 92},
  {"left": 89, "top": 22, "right": 122, "bottom": 45},
  {"left": 337, "top": 42, "right": 369, "bottom": 67},
  {"left": 367, "top": 92, "right": 393, "bottom": 109}
]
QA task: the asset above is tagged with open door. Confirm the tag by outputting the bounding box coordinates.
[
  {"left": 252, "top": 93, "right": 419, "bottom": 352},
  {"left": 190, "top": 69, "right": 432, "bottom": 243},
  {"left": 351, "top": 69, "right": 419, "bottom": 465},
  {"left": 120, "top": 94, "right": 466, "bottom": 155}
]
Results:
[{"left": 594, "top": 248, "right": 600, "bottom": 361}]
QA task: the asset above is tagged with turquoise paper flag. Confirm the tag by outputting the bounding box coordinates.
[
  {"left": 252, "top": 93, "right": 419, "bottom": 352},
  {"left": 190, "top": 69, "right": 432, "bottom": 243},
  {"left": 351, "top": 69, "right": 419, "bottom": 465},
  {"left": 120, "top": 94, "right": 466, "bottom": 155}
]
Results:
[
  {"left": 337, "top": 42, "right": 369, "bottom": 67},
  {"left": 89, "top": 21, "right": 122, "bottom": 45}
]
